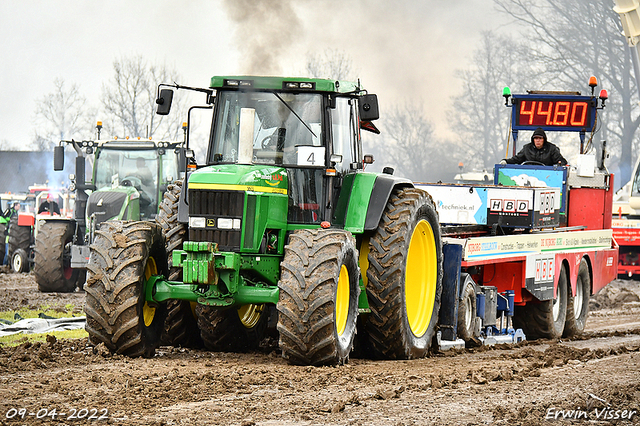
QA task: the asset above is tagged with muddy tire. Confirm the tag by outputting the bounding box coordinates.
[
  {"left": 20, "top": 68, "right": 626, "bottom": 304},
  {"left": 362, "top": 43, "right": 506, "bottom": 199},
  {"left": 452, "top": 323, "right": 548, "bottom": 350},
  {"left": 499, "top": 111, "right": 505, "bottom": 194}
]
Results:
[
  {"left": 7, "top": 215, "right": 30, "bottom": 259},
  {"left": 457, "top": 274, "right": 477, "bottom": 342},
  {"left": 0, "top": 223, "right": 6, "bottom": 264},
  {"left": 365, "top": 187, "right": 443, "bottom": 359},
  {"left": 514, "top": 264, "right": 568, "bottom": 339},
  {"left": 34, "top": 221, "right": 79, "bottom": 293},
  {"left": 155, "top": 180, "right": 201, "bottom": 348},
  {"left": 564, "top": 259, "right": 590, "bottom": 337},
  {"left": 277, "top": 228, "right": 360, "bottom": 366},
  {"left": 196, "top": 303, "right": 270, "bottom": 351},
  {"left": 11, "top": 248, "right": 29, "bottom": 273},
  {"left": 84, "top": 221, "right": 168, "bottom": 357}
]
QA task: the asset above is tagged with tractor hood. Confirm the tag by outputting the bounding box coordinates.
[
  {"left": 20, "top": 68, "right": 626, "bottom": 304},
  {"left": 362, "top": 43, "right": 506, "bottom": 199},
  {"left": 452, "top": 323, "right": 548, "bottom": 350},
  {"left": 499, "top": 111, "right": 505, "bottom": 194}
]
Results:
[
  {"left": 187, "top": 164, "right": 288, "bottom": 195},
  {"left": 87, "top": 185, "right": 141, "bottom": 225}
]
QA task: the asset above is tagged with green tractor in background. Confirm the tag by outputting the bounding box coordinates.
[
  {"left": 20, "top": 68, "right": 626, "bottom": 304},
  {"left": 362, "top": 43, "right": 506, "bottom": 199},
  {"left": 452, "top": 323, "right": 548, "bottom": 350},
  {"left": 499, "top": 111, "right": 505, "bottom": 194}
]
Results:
[
  {"left": 35, "top": 129, "right": 188, "bottom": 294},
  {"left": 85, "top": 76, "right": 443, "bottom": 365}
]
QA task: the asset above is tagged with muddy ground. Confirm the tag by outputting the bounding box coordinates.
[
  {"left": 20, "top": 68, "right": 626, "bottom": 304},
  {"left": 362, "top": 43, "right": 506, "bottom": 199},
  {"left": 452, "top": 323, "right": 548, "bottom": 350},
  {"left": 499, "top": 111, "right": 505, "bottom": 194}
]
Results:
[{"left": 0, "top": 268, "right": 639, "bottom": 425}]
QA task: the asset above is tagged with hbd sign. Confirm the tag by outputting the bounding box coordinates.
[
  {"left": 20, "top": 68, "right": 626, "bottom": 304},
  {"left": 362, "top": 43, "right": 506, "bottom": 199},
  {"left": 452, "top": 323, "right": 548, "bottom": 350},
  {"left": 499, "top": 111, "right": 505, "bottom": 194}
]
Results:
[{"left": 489, "top": 199, "right": 530, "bottom": 213}]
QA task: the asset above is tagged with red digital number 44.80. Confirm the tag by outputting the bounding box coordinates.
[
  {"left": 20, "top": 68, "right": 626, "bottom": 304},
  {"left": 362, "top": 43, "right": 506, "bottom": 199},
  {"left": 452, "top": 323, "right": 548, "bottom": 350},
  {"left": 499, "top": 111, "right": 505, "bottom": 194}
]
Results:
[{"left": 518, "top": 100, "right": 589, "bottom": 127}]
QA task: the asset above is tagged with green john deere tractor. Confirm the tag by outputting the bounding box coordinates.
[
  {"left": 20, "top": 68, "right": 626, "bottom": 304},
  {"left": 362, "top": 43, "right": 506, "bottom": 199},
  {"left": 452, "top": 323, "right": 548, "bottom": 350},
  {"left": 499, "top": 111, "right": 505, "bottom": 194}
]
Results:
[
  {"left": 34, "top": 133, "right": 187, "bottom": 293},
  {"left": 85, "top": 76, "right": 443, "bottom": 365}
]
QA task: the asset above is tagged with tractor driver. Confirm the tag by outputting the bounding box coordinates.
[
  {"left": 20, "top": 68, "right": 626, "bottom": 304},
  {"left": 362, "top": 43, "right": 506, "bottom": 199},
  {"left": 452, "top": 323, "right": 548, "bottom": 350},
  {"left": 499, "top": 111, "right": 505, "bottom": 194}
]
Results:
[
  {"left": 136, "top": 157, "right": 154, "bottom": 187},
  {"left": 135, "top": 157, "right": 156, "bottom": 217},
  {"left": 38, "top": 194, "right": 61, "bottom": 215},
  {"left": 500, "top": 127, "right": 567, "bottom": 166}
]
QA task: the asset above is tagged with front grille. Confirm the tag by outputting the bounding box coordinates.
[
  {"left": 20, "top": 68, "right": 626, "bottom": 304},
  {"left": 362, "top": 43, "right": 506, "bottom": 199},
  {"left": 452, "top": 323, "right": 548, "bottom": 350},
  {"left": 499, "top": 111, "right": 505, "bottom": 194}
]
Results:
[
  {"left": 188, "top": 189, "right": 244, "bottom": 251},
  {"left": 87, "top": 191, "right": 127, "bottom": 226}
]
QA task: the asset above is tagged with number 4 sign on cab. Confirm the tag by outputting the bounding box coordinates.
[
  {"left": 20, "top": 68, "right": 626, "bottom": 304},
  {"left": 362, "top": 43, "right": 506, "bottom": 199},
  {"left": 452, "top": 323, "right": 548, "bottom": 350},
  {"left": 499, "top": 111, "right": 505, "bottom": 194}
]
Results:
[{"left": 296, "top": 146, "right": 325, "bottom": 167}]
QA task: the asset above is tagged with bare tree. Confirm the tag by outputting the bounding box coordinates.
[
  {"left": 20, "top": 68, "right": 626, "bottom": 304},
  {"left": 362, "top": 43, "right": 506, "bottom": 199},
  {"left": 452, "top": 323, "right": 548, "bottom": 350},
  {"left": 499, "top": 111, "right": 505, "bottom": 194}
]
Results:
[
  {"left": 101, "top": 56, "right": 187, "bottom": 140},
  {"left": 450, "top": 31, "right": 539, "bottom": 170},
  {"left": 305, "top": 49, "right": 357, "bottom": 81},
  {"left": 495, "top": 0, "right": 639, "bottom": 184},
  {"left": 33, "top": 77, "right": 96, "bottom": 150},
  {"left": 377, "top": 102, "right": 460, "bottom": 182}
]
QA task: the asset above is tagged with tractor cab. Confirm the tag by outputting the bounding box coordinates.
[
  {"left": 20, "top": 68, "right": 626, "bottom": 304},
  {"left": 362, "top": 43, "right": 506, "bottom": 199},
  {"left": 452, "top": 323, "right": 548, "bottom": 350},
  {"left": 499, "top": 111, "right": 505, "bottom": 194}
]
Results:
[
  {"left": 87, "top": 140, "right": 183, "bottom": 222},
  {"left": 157, "top": 76, "right": 379, "bottom": 230}
]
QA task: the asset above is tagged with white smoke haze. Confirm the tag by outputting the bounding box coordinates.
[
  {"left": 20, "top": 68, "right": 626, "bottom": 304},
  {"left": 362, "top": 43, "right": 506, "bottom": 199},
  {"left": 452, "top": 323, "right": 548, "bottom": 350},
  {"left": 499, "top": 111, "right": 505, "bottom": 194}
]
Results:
[{"left": 1, "top": 0, "right": 513, "bottom": 175}]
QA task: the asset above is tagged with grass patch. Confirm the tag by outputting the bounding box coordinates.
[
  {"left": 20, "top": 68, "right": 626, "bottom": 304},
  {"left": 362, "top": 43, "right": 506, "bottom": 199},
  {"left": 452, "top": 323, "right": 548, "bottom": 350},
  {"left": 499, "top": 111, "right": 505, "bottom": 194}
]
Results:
[
  {"left": 0, "top": 329, "right": 87, "bottom": 347},
  {"left": 0, "top": 304, "right": 82, "bottom": 322},
  {"left": 0, "top": 303, "right": 86, "bottom": 347}
]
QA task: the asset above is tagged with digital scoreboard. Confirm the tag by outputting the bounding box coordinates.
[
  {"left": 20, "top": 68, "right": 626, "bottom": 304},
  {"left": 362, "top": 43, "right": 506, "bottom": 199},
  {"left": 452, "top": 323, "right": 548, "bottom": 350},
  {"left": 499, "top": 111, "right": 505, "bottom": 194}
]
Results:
[{"left": 511, "top": 94, "right": 597, "bottom": 132}]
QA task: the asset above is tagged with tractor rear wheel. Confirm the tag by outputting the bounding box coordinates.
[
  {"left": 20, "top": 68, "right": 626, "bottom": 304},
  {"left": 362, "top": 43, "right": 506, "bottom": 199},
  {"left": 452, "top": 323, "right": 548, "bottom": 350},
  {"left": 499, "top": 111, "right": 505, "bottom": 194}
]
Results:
[
  {"left": 513, "top": 264, "right": 568, "bottom": 339},
  {"left": 277, "top": 228, "right": 360, "bottom": 366},
  {"left": 85, "top": 221, "right": 168, "bottom": 357},
  {"left": 196, "top": 303, "right": 269, "bottom": 351},
  {"left": 7, "top": 215, "right": 30, "bottom": 264},
  {"left": 564, "top": 259, "right": 590, "bottom": 337},
  {"left": 155, "top": 180, "right": 202, "bottom": 348},
  {"left": 34, "top": 221, "right": 79, "bottom": 293},
  {"left": 365, "top": 187, "right": 443, "bottom": 359}
]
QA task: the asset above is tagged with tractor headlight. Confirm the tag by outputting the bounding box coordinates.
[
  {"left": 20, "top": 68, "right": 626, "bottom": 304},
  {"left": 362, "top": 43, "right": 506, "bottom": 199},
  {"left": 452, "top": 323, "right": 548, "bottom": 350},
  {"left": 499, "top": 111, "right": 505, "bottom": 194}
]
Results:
[
  {"left": 217, "top": 218, "right": 233, "bottom": 229},
  {"left": 217, "top": 218, "right": 241, "bottom": 230},
  {"left": 189, "top": 217, "right": 206, "bottom": 228}
]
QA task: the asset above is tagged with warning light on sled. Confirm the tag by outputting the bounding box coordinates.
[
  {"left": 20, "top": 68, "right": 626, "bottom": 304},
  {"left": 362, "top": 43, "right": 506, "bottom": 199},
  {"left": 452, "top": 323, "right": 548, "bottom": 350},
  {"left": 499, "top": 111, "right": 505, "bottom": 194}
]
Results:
[{"left": 503, "top": 86, "right": 511, "bottom": 106}]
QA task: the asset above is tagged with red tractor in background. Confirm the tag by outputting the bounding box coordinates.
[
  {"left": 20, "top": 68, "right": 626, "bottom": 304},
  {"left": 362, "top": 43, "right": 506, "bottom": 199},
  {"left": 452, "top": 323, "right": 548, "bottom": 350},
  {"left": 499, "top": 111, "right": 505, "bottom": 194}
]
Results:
[{"left": 6, "top": 185, "right": 73, "bottom": 274}]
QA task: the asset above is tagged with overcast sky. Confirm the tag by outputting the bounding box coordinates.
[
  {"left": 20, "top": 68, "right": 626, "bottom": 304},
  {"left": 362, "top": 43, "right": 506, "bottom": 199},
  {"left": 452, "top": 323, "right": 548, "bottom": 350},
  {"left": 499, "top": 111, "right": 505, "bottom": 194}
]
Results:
[{"left": 0, "top": 0, "right": 512, "bottom": 150}]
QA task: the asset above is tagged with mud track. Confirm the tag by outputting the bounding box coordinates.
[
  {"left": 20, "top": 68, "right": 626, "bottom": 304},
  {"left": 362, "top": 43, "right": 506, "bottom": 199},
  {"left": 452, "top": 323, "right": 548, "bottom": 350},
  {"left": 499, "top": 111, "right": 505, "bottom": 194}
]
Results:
[{"left": 1, "top": 269, "right": 639, "bottom": 425}]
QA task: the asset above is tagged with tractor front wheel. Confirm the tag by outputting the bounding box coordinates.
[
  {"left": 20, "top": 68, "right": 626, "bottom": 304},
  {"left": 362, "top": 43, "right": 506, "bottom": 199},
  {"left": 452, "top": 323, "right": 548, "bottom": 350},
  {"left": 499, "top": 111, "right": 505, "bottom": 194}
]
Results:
[
  {"left": 11, "top": 248, "right": 29, "bottom": 273},
  {"left": 196, "top": 303, "right": 270, "bottom": 351},
  {"left": 365, "top": 187, "right": 443, "bottom": 359},
  {"left": 277, "top": 228, "right": 360, "bottom": 366},
  {"left": 84, "top": 221, "right": 168, "bottom": 357},
  {"left": 155, "top": 180, "right": 202, "bottom": 348}
]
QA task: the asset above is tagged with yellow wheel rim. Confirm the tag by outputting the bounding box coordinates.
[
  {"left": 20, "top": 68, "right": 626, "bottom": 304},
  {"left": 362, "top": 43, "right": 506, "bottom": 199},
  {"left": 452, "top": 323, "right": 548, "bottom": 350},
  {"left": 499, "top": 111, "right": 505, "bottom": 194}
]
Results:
[
  {"left": 143, "top": 256, "right": 157, "bottom": 327},
  {"left": 359, "top": 238, "right": 370, "bottom": 288},
  {"left": 405, "top": 219, "right": 437, "bottom": 337},
  {"left": 335, "top": 264, "right": 350, "bottom": 336},
  {"left": 238, "top": 304, "right": 264, "bottom": 329}
]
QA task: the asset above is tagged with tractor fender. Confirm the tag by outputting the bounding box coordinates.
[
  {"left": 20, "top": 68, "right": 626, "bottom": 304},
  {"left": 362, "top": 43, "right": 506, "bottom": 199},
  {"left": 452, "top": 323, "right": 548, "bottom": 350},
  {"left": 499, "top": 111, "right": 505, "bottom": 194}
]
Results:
[{"left": 363, "top": 174, "right": 413, "bottom": 231}]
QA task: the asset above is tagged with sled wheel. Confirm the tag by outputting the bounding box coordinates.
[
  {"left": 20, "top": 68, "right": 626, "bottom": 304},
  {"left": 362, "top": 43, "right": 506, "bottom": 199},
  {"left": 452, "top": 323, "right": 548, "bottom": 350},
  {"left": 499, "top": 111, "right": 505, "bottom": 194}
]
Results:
[
  {"left": 514, "top": 263, "right": 567, "bottom": 339},
  {"left": 564, "top": 258, "right": 590, "bottom": 337},
  {"left": 457, "top": 274, "right": 477, "bottom": 342}
]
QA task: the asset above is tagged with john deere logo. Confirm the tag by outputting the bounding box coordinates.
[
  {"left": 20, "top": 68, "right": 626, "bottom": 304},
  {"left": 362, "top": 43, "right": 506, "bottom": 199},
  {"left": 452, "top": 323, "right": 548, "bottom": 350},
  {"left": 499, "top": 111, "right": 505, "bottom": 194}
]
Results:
[
  {"left": 264, "top": 173, "right": 284, "bottom": 186},
  {"left": 206, "top": 218, "right": 215, "bottom": 227}
]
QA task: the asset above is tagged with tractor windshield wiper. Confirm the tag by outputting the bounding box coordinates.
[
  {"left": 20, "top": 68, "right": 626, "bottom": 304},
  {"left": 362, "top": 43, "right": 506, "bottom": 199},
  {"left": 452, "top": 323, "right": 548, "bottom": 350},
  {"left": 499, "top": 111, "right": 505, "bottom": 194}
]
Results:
[{"left": 272, "top": 92, "right": 317, "bottom": 138}]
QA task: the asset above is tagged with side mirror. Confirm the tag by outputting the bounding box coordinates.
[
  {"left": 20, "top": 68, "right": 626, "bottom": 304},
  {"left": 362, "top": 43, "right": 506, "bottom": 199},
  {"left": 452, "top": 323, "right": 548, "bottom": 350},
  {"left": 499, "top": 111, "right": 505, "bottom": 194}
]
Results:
[
  {"left": 359, "top": 94, "right": 379, "bottom": 121},
  {"left": 54, "top": 146, "right": 64, "bottom": 171},
  {"left": 156, "top": 89, "right": 174, "bottom": 115}
]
